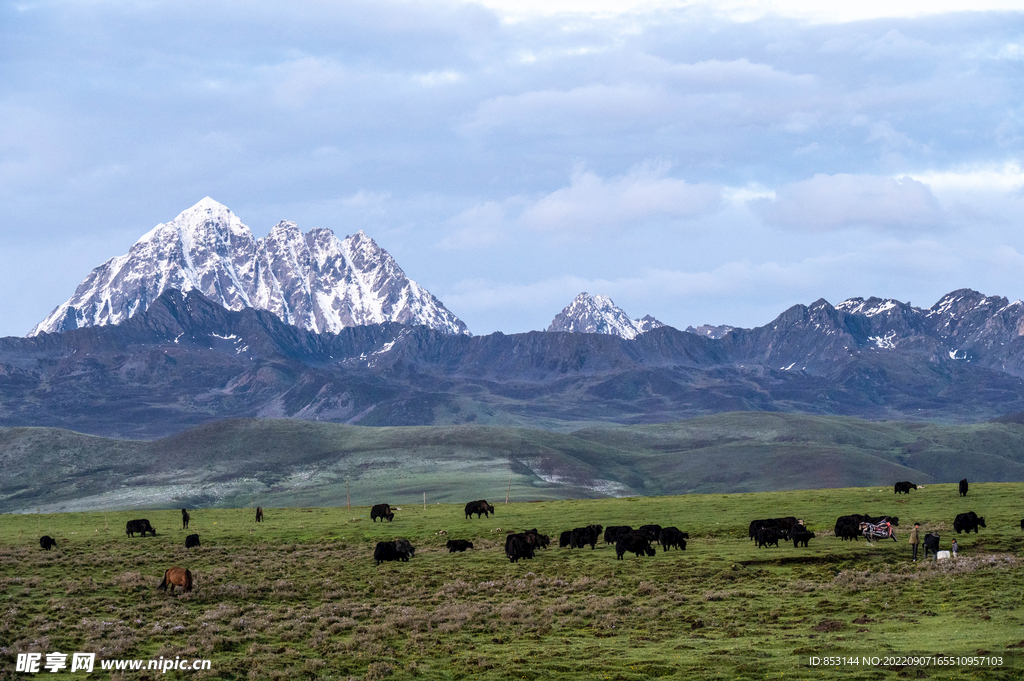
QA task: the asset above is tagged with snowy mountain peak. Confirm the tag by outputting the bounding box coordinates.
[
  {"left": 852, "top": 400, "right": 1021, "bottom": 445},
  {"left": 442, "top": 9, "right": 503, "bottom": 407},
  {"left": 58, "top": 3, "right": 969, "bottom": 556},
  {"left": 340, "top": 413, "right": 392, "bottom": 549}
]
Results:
[
  {"left": 30, "top": 199, "right": 468, "bottom": 337},
  {"left": 547, "top": 292, "right": 665, "bottom": 339},
  {"left": 685, "top": 324, "right": 735, "bottom": 339},
  {"left": 836, "top": 297, "right": 905, "bottom": 317},
  {"left": 193, "top": 196, "right": 227, "bottom": 210}
]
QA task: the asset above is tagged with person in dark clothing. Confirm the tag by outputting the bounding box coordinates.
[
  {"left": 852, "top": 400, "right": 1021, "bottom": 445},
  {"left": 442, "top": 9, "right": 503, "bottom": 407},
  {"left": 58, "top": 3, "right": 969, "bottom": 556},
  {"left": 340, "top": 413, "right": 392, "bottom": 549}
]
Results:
[{"left": 909, "top": 522, "right": 920, "bottom": 561}]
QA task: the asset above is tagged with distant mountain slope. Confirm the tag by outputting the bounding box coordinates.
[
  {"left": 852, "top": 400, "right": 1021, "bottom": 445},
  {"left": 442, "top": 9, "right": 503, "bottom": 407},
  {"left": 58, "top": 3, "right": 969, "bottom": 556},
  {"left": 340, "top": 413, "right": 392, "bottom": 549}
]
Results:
[
  {"left": 30, "top": 198, "right": 468, "bottom": 336},
  {"left": 8, "top": 288, "right": 1024, "bottom": 437},
  {"left": 4, "top": 413, "right": 1023, "bottom": 513},
  {"left": 548, "top": 293, "right": 665, "bottom": 339},
  {"left": 12, "top": 283, "right": 1024, "bottom": 440}
]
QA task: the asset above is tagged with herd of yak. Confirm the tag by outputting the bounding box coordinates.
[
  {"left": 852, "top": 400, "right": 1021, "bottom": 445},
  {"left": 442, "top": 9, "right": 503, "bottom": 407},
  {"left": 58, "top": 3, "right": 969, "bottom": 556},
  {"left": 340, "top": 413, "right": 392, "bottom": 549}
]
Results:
[
  {"left": 372, "top": 482, "right": 1022, "bottom": 566},
  {"left": 372, "top": 500, "right": 689, "bottom": 564},
  {"left": 32, "top": 481, "right": 1024, "bottom": 590}
]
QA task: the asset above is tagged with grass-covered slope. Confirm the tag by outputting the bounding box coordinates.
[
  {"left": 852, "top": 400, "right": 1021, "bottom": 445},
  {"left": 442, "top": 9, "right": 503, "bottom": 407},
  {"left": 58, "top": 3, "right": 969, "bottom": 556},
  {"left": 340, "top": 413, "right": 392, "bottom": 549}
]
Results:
[
  {"left": 0, "top": 420, "right": 648, "bottom": 513},
  {"left": 3, "top": 412, "right": 1024, "bottom": 513},
  {"left": 1, "top": 484, "right": 1022, "bottom": 679},
  {"left": 576, "top": 412, "right": 1024, "bottom": 493}
]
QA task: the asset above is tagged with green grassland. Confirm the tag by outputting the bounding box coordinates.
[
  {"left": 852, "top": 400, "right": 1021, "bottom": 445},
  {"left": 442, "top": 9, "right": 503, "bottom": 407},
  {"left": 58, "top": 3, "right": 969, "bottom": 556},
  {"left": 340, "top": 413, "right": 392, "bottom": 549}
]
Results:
[
  {"left": 2, "top": 484, "right": 1023, "bottom": 680},
  {"left": 7, "top": 412, "right": 1024, "bottom": 514}
]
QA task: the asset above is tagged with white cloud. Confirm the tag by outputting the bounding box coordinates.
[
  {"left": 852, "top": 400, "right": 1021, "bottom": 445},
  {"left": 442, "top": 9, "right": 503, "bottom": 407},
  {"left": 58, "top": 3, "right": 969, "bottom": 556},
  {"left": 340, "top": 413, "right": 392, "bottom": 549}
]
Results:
[
  {"left": 519, "top": 164, "right": 722, "bottom": 233},
  {"left": 264, "top": 57, "right": 350, "bottom": 108},
  {"left": 440, "top": 200, "right": 518, "bottom": 249},
  {"left": 416, "top": 70, "right": 465, "bottom": 86},
  {"left": 440, "top": 164, "right": 723, "bottom": 248},
  {"left": 469, "top": 0, "right": 1024, "bottom": 24},
  {"left": 909, "top": 163, "right": 1024, "bottom": 193},
  {"left": 466, "top": 59, "right": 816, "bottom": 135},
  {"left": 340, "top": 190, "right": 392, "bottom": 208},
  {"left": 752, "top": 173, "right": 946, "bottom": 232}
]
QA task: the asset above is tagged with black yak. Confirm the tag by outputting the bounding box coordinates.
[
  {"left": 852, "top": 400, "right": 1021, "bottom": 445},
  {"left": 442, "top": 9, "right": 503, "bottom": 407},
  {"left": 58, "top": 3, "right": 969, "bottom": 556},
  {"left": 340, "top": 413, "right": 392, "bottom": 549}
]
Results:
[
  {"left": 125, "top": 519, "right": 156, "bottom": 537},
  {"left": 371, "top": 504, "right": 395, "bottom": 522},
  {"left": 464, "top": 500, "right": 495, "bottom": 519}
]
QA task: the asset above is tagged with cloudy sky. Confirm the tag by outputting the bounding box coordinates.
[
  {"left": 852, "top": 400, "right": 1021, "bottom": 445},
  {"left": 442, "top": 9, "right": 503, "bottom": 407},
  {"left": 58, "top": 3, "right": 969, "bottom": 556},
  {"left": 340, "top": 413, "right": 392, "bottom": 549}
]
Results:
[{"left": 2, "top": 0, "right": 1023, "bottom": 337}]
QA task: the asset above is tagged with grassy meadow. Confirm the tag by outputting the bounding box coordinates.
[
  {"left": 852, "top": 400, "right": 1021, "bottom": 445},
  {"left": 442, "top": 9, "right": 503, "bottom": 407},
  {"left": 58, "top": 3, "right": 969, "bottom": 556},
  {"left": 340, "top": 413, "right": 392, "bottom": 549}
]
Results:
[{"left": 1, "top": 483, "right": 1023, "bottom": 680}]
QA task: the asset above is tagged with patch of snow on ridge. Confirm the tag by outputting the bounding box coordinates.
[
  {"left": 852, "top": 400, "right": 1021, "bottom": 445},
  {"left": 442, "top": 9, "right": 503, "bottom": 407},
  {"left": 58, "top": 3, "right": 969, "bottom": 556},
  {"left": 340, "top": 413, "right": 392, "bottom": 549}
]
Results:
[
  {"left": 837, "top": 297, "right": 901, "bottom": 317},
  {"left": 869, "top": 331, "right": 898, "bottom": 349},
  {"left": 929, "top": 294, "right": 964, "bottom": 318}
]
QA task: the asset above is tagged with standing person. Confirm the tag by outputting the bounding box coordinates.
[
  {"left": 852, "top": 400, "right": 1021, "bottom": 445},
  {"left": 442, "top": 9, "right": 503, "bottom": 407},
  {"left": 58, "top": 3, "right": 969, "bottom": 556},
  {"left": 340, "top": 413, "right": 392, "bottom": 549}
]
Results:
[
  {"left": 909, "top": 522, "right": 920, "bottom": 561},
  {"left": 951, "top": 539, "right": 958, "bottom": 558}
]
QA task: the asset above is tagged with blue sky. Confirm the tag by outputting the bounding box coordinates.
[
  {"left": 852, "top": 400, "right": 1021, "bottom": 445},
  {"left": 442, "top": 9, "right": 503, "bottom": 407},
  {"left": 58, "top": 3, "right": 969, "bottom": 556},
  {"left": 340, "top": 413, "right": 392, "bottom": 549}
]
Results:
[{"left": 2, "top": 0, "right": 1023, "bottom": 337}]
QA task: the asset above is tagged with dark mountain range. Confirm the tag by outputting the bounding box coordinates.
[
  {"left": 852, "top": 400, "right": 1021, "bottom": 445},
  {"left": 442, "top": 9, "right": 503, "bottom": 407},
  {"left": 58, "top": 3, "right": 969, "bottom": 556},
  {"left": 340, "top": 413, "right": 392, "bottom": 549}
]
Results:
[{"left": 5, "top": 287, "right": 1024, "bottom": 438}]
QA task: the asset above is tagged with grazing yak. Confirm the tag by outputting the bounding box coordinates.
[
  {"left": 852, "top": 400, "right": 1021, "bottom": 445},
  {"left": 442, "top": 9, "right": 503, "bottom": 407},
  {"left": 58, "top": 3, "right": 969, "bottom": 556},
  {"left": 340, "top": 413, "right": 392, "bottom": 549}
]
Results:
[
  {"left": 1020, "top": 519, "right": 1024, "bottom": 530},
  {"left": 522, "top": 529, "right": 550, "bottom": 550},
  {"left": 894, "top": 481, "right": 917, "bottom": 494},
  {"left": 615, "top": 531, "right": 656, "bottom": 560},
  {"left": 394, "top": 539, "right": 415, "bottom": 558},
  {"left": 604, "top": 526, "right": 632, "bottom": 544},
  {"left": 959, "top": 479, "right": 969, "bottom": 497},
  {"left": 923, "top": 533, "right": 940, "bottom": 559},
  {"left": 638, "top": 525, "right": 663, "bottom": 541},
  {"left": 181, "top": 509, "right": 190, "bottom": 529},
  {"left": 755, "top": 527, "right": 781, "bottom": 548},
  {"left": 834, "top": 515, "right": 864, "bottom": 541},
  {"left": 158, "top": 567, "right": 193, "bottom": 594},
  {"left": 39, "top": 536, "right": 57, "bottom": 551},
  {"left": 446, "top": 539, "right": 474, "bottom": 552},
  {"left": 659, "top": 526, "right": 688, "bottom": 551},
  {"left": 255, "top": 507, "right": 264, "bottom": 523},
  {"left": 953, "top": 511, "right": 986, "bottom": 534},
  {"left": 185, "top": 534, "right": 200, "bottom": 549},
  {"left": 374, "top": 539, "right": 415, "bottom": 565},
  {"left": 787, "top": 523, "right": 809, "bottom": 540},
  {"left": 570, "top": 525, "right": 603, "bottom": 549},
  {"left": 505, "top": 534, "right": 535, "bottom": 563},
  {"left": 126, "top": 519, "right": 156, "bottom": 537},
  {"left": 371, "top": 503, "right": 395, "bottom": 522},
  {"left": 834, "top": 514, "right": 899, "bottom": 541},
  {"left": 792, "top": 530, "right": 815, "bottom": 548},
  {"left": 559, "top": 530, "right": 573, "bottom": 548},
  {"left": 464, "top": 500, "right": 495, "bottom": 519},
  {"left": 748, "top": 517, "right": 798, "bottom": 540}
]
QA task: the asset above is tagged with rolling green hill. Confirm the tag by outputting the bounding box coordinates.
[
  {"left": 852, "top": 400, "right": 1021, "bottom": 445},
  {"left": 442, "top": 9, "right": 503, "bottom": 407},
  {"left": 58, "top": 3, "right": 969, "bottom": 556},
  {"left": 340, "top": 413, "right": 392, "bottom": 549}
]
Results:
[{"left": 3, "top": 412, "right": 1024, "bottom": 513}]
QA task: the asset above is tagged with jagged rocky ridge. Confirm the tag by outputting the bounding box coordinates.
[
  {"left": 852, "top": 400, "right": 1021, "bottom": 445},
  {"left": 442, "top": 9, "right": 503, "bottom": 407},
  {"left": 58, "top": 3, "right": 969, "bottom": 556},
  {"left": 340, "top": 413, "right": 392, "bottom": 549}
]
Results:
[
  {"left": 685, "top": 324, "right": 736, "bottom": 339},
  {"left": 6, "top": 287, "right": 1024, "bottom": 438},
  {"left": 30, "top": 198, "right": 468, "bottom": 337},
  {"left": 548, "top": 292, "right": 665, "bottom": 339}
]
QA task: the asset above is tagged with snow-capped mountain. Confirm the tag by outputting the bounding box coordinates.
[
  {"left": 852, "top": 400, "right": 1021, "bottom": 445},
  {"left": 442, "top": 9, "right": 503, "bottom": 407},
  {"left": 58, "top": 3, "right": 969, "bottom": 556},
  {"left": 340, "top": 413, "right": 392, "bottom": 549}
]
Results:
[
  {"left": 30, "top": 198, "right": 468, "bottom": 337},
  {"left": 547, "top": 293, "right": 666, "bottom": 339},
  {"left": 685, "top": 324, "right": 736, "bottom": 339},
  {"left": 832, "top": 289, "right": 1024, "bottom": 355}
]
